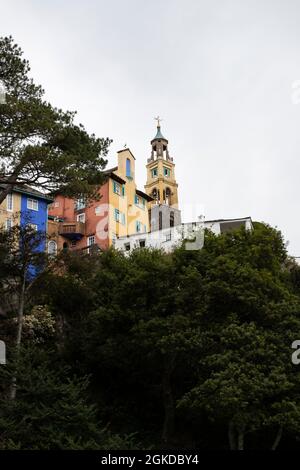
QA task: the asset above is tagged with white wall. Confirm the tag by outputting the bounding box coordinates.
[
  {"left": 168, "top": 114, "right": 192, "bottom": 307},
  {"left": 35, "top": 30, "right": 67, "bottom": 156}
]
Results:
[{"left": 115, "top": 218, "right": 253, "bottom": 254}]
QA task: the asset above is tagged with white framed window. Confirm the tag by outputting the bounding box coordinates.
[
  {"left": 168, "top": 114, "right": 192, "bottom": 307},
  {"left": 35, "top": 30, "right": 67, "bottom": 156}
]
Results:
[
  {"left": 75, "top": 198, "right": 85, "bottom": 210},
  {"left": 5, "top": 218, "right": 13, "bottom": 230},
  {"left": 28, "top": 223, "right": 38, "bottom": 231},
  {"left": 114, "top": 209, "right": 125, "bottom": 225},
  {"left": 48, "top": 240, "right": 57, "bottom": 257},
  {"left": 114, "top": 208, "right": 120, "bottom": 222},
  {"left": 88, "top": 235, "right": 95, "bottom": 245},
  {"left": 136, "top": 220, "right": 141, "bottom": 233},
  {"left": 77, "top": 213, "right": 85, "bottom": 223},
  {"left": 27, "top": 198, "right": 39, "bottom": 211},
  {"left": 113, "top": 181, "right": 121, "bottom": 195},
  {"left": 95, "top": 206, "right": 101, "bottom": 215},
  {"left": 6, "top": 193, "right": 13, "bottom": 211},
  {"left": 87, "top": 235, "right": 95, "bottom": 254}
]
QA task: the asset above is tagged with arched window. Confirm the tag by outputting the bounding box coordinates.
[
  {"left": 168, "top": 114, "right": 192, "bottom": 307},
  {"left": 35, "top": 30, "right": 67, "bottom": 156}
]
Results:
[
  {"left": 126, "top": 158, "right": 131, "bottom": 177},
  {"left": 48, "top": 240, "right": 57, "bottom": 257},
  {"left": 159, "top": 211, "right": 162, "bottom": 231},
  {"left": 152, "top": 188, "right": 158, "bottom": 202},
  {"left": 166, "top": 187, "right": 171, "bottom": 205},
  {"left": 170, "top": 211, "right": 174, "bottom": 228}
]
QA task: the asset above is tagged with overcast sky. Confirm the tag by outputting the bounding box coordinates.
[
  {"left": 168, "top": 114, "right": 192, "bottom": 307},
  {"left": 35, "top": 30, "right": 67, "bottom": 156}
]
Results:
[{"left": 2, "top": 0, "right": 300, "bottom": 254}]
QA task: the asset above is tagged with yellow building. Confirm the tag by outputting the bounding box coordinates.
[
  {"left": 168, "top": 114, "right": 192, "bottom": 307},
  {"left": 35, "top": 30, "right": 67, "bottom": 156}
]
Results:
[
  {"left": 110, "top": 148, "right": 152, "bottom": 243},
  {"left": 0, "top": 191, "right": 21, "bottom": 229},
  {"left": 48, "top": 148, "right": 153, "bottom": 252}
]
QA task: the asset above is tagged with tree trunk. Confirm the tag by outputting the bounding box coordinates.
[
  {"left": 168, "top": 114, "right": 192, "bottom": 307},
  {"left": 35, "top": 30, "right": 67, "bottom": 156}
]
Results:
[
  {"left": 161, "top": 352, "right": 176, "bottom": 446},
  {"left": 237, "top": 426, "right": 245, "bottom": 450},
  {"left": 271, "top": 426, "right": 283, "bottom": 450},
  {"left": 228, "top": 421, "right": 236, "bottom": 450},
  {"left": 9, "top": 275, "right": 26, "bottom": 400},
  {"left": 56, "top": 313, "right": 66, "bottom": 353}
]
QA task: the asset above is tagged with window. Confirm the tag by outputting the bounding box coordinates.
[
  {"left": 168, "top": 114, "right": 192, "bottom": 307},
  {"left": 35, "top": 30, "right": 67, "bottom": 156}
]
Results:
[
  {"left": 87, "top": 235, "right": 95, "bottom": 254},
  {"left": 95, "top": 206, "right": 101, "bottom": 215},
  {"left": 76, "top": 198, "right": 85, "bottom": 210},
  {"left": 114, "top": 208, "right": 120, "bottom": 222},
  {"left": 139, "top": 240, "right": 146, "bottom": 248},
  {"left": 136, "top": 220, "right": 141, "bottom": 233},
  {"left": 151, "top": 167, "right": 158, "bottom": 178},
  {"left": 88, "top": 235, "right": 95, "bottom": 246},
  {"left": 27, "top": 198, "right": 38, "bottom": 211},
  {"left": 159, "top": 211, "right": 162, "bottom": 231},
  {"left": 77, "top": 213, "right": 85, "bottom": 223},
  {"left": 170, "top": 211, "right": 174, "bottom": 228},
  {"left": 124, "top": 243, "right": 131, "bottom": 251},
  {"left": 28, "top": 223, "right": 38, "bottom": 231},
  {"left": 71, "top": 240, "right": 77, "bottom": 247},
  {"left": 135, "top": 194, "right": 145, "bottom": 208},
  {"left": 6, "top": 193, "right": 13, "bottom": 211},
  {"left": 166, "top": 231, "right": 172, "bottom": 242},
  {"left": 163, "top": 167, "right": 170, "bottom": 177},
  {"left": 5, "top": 218, "right": 12, "bottom": 230},
  {"left": 48, "top": 240, "right": 57, "bottom": 257},
  {"left": 113, "top": 182, "right": 125, "bottom": 196},
  {"left": 114, "top": 209, "right": 125, "bottom": 224},
  {"left": 113, "top": 181, "right": 121, "bottom": 195},
  {"left": 165, "top": 187, "right": 171, "bottom": 204},
  {"left": 126, "top": 158, "right": 131, "bottom": 177}
]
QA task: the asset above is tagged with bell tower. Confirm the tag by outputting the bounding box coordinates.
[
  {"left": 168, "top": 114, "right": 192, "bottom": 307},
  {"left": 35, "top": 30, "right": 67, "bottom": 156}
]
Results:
[
  {"left": 145, "top": 117, "right": 179, "bottom": 209},
  {"left": 145, "top": 118, "right": 181, "bottom": 231}
]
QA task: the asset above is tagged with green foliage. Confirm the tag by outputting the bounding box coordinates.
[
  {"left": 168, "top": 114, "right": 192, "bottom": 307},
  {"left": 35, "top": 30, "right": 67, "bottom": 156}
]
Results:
[
  {"left": 0, "top": 346, "right": 135, "bottom": 450},
  {"left": 2, "top": 222, "right": 300, "bottom": 449},
  {"left": 0, "top": 36, "right": 111, "bottom": 202}
]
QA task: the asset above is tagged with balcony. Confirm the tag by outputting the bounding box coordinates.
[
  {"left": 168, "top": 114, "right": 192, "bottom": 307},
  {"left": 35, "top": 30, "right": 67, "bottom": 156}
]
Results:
[{"left": 59, "top": 221, "right": 85, "bottom": 240}]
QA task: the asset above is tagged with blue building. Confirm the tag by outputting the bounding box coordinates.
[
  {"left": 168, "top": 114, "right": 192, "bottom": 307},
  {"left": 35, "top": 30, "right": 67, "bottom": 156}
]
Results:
[
  {"left": 19, "top": 186, "right": 52, "bottom": 252},
  {"left": 0, "top": 184, "right": 53, "bottom": 278}
]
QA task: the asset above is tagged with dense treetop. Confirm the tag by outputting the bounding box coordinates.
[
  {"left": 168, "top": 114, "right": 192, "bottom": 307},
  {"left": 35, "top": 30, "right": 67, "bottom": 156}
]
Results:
[{"left": 1, "top": 223, "right": 300, "bottom": 449}]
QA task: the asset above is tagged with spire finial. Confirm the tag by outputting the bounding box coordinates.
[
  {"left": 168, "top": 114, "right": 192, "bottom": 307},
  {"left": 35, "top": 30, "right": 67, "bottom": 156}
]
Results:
[{"left": 154, "top": 115, "right": 163, "bottom": 128}]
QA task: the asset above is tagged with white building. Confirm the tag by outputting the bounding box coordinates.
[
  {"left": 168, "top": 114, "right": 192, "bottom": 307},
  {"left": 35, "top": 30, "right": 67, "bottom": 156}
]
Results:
[{"left": 115, "top": 217, "right": 253, "bottom": 254}]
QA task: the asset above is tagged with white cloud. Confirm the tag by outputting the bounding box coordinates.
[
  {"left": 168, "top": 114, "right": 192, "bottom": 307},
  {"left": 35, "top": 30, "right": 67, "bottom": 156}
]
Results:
[{"left": 1, "top": 0, "right": 300, "bottom": 254}]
